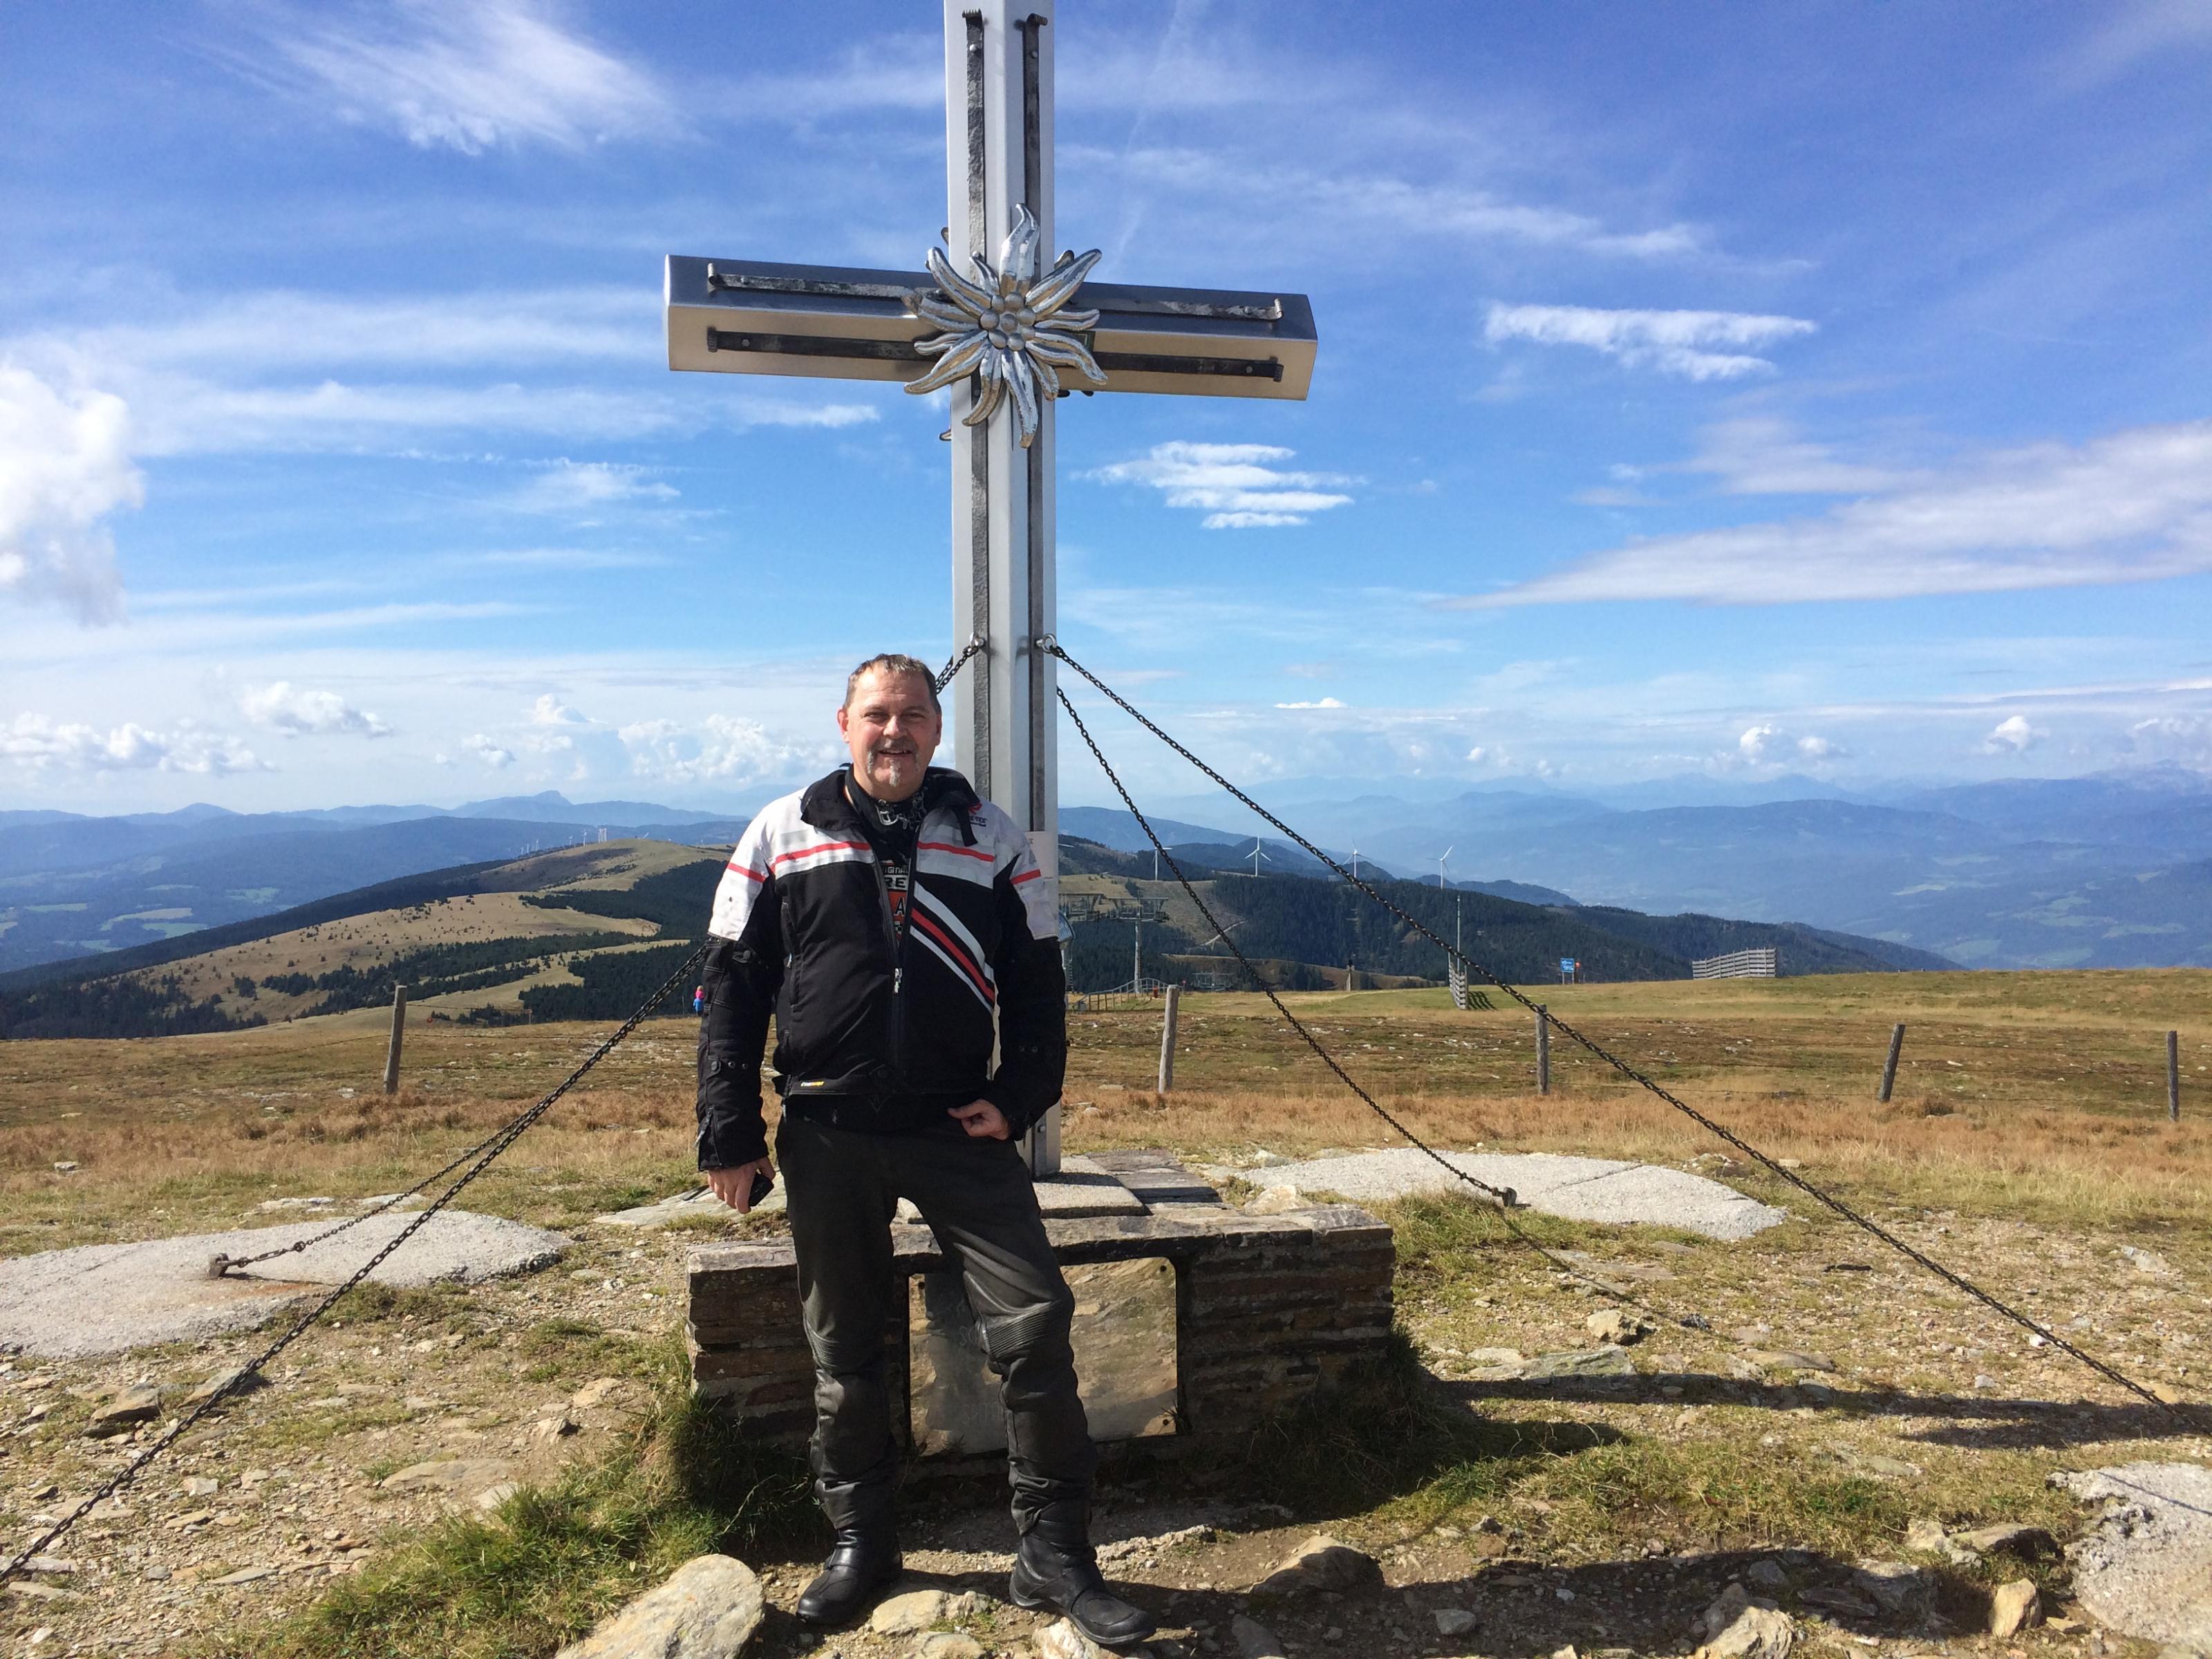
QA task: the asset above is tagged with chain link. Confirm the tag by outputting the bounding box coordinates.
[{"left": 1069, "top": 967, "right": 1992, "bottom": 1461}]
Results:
[
  {"left": 1043, "top": 637, "right": 2185, "bottom": 1418},
  {"left": 2, "top": 942, "right": 707, "bottom": 1585},
  {"left": 936, "top": 632, "right": 987, "bottom": 693}
]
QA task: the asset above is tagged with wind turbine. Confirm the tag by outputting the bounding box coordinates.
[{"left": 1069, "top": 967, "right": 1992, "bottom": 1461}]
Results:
[
  {"left": 1349, "top": 845, "right": 1362, "bottom": 881},
  {"left": 1435, "top": 845, "right": 1453, "bottom": 889},
  {"left": 1247, "top": 837, "right": 1272, "bottom": 878}
]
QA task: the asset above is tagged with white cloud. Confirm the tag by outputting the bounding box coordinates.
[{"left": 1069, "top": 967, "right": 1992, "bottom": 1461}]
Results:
[
  {"left": 512, "top": 460, "right": 678, "bottom": 513},
  {"left": 1796, "top": 734, "right": 1842, "bottom": 760},
  {"left": 2128, "top": 714, "right": 2212, "bottom": 768},
  {"left": 1738, "top": 722, "right": 1783, "bottom": 763},
  {"left": 1984, "top": 715, "right": 2045, "bottom": 753},
  {"left": 531, "top": 693, "right": 588, "bottom": 726},
  {"left": 1274, "top": 697, "right": 1347, "bottom": 709},
  {"left": 619, "top": 715, "right": 831, "bottom": 786},
  {"left": 1, "top": 714, "right": 265, "bottom": 775},
  {"left": 1089, "top": 442, "right": 1356, "bottom": 529},
  {"left": 1682, "top": 418, "right": 1904, "bottom": 495},
  {"left": 238, "top": 0, "right": 682, "bottom": 154},
  {"left": 0, "top": 366, "right": 142, "bottom": 624},
  {"left": 465, "top": 733, "right": 516, "bottom": 769},
  {"left": 1483, "top": 304, "right": 1817, "bottom": 380},
  {"left": 239, "top": 682, "right": 393, "bottom": 738},
  {"left": 1463, "top": 418, "right": 2212, "bottom": 607}
]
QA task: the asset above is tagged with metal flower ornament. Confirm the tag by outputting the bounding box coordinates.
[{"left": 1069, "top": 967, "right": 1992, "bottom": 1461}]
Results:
[{"left": 904, "top": 205, "right": 1107, "bottom": 447}]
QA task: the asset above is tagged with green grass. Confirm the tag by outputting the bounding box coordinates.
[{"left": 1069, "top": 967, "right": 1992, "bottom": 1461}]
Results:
[{"left": 217, "top": 1338, "right": 815, "bottom": 1659}]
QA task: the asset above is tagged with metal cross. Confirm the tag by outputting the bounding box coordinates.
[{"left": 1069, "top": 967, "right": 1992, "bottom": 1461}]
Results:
[{"left": 664, "top": 0, "right": 1318, "bottom": 1174}]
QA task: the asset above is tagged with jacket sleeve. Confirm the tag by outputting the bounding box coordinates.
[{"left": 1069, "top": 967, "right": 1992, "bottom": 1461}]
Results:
[
  {"left": 696, "top": 821, "right": 785, "bottom": 1170},
  {"left": 978, "top": 832, "right": 1067, "bottom": 1137}
]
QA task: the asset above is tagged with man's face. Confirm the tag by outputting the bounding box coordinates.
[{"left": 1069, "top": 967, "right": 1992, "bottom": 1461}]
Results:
[{"left": 838, "top": 668, "right": 941, "bottom": 800}]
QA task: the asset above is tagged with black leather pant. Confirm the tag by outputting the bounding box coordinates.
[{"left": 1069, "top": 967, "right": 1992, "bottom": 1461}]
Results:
[{"left": 776, "top": 1109, "right": 1097, "bottom": 1532}]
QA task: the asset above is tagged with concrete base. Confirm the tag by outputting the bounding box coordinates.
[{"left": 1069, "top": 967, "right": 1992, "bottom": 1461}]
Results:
[{"left": 685, "top": 1150, "right": 1394, "bottom": 1470}]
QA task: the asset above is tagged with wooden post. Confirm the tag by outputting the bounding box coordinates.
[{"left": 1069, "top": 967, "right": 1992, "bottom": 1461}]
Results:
[
  {"left": 1877, "top": 1022, "right": 1906, "bottom": 1103},
  {"left": 2171, "top": 1029, "right": 2182, "bottom": 1123},
  {"left": 1536, "top": 1004, "right": 1550, "bottom": 1096},
  {"left": 382, "top": 986, "right": 407, "bottom": 1095},
  {"left": 1158, "top": 984, "right": 1181, "bottom": 1095}
]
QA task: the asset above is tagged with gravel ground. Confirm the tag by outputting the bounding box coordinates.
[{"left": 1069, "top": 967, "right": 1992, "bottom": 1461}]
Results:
[
  {"left": 1259, "top": 1149, "right": 1790, "bottom": 1240},
  {"left": 2057, "top": 1461, "right": 2212, "bottom": 1652},
  {"left": 0, "top": 1213, "right": 568, "bottom": 1360}
]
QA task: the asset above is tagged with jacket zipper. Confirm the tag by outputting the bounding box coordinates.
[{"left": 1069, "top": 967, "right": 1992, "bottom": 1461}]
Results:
[{"left": 872, "top": 859, "right": 908, "bottom": 1081}]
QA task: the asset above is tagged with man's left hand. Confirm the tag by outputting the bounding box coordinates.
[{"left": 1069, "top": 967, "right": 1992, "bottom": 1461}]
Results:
[{"left": 949, "top": 1099, "right": 1011, "bottom": 1139}]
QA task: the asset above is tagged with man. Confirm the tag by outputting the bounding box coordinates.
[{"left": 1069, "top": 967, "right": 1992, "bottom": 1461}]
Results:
[{"left": 696, "top": 653, "right": 1154, "bottom": 1646}]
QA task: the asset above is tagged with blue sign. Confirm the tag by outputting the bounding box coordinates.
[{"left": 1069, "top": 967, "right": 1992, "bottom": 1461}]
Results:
[{"left": 1559, "top": 958, "right": 1577, "bottom": 973}]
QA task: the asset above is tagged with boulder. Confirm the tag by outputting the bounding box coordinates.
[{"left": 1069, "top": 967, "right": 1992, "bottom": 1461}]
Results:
[
  {"left": 1037, "top": 1618, "right": 1120, "bottom": 1659},
  {"left": 869, "top": 1588, "right": 949, "bottom": 1635},
  {"left": 1245, "top": 1185, "right": 1306, "bottom": 1215},
  {"left": 1696, "top": 1585, "right": 1794, "bottom": 1659},
  {"left": 1951, "top": 1523, "right": 2058, "bottom": 1559},
  {"left": 1585, "top": 1309, "right": 1656, "bottom": 1345},
  {"left": 915, "top": 1637, "right": 984, "bottom": 1659},
  {"left": 379, "top": 1458, "right": 515, "bottom": 1497},
  {"left": 86, "top": 1385, "right": 161, "bottom": 1437},
  {"left": 554, "top": 1554, "right": 763, "bottom": 1659},
  {"left": 1434, "top": 1607, "right": 1479, "bottom": 1635},
  {"left": 1988, "top": 1579, "right": 2041, "bottom": 1638},
  {"left": 1251, "top": 1533, "right": 1382, "bottom": 1595},
  {"left": 1231, "top": 1613, "right": 1288, "bottom": 1658}
]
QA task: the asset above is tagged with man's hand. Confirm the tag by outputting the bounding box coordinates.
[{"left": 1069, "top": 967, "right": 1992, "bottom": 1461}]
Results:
[
  {"left": 949, "top": 1099, "right": 1011, "bottom": 1140},
  {"left": 705, "top": 1156, "right": 776, "bottom": 1213}
]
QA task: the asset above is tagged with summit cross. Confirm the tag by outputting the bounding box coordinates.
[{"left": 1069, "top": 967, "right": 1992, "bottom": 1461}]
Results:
[{"left": 664, "top": 1, "right": 1318, "bottom": 1174}]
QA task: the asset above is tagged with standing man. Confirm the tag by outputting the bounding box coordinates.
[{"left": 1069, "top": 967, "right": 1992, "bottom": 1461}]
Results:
[{"left": 696, "top": 653, "right": 1154, "bottom": 1646}]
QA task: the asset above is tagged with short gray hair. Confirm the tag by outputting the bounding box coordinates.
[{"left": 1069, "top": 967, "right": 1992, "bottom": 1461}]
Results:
[{"left": 844, "top": 652, "right": 940, "bottom": 713}]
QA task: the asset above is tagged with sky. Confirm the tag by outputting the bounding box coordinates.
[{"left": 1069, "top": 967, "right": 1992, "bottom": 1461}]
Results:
[{"left": 6, "top": 0, "right": 2212, "bottom": 816}]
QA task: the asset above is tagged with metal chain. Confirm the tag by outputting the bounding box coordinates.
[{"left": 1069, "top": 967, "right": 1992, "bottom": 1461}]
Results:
[
  {"left": 1, "top": 942, "right": 706, "bottom": 1585},
  {"left": 1057, "top": 686, "right": 1718, "bottom": 1334},
  {"left": 1044, "top": 638, "right": 2184, "bottom": 1417},
  {"left": 936, "top": 632, "right": 986, "bottom": 693}
]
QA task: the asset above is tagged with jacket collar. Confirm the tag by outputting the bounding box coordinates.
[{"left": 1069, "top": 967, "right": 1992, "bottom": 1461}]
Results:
[{"left": 800, "top": 765, "right": 981, "bottom": 842}]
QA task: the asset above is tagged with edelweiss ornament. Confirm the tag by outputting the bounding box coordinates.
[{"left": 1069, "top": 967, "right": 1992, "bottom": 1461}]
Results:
[{"left": 903, "top": 205, "right": 1107, "bottom": 447}]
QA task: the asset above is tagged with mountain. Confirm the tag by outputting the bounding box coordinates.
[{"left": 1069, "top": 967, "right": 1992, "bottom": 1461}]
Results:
[{"left": 449, "top": 791, "right": 733, "bottom": 825}]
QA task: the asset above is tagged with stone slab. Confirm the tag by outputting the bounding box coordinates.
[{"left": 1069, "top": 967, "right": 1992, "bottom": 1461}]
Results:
[
  {"left": 1262, "top": 1148, "right": 1787, "bottom": 1240},
  {"left": 2056, "top": 1462, "right": 2212, "bottom": 1653},
  {"left": 1031, "top": 1156, "right": 1148, "bottom": 1217},
  {"left": 0, "top": 1212, "right": 568, "bottom": 1360}
]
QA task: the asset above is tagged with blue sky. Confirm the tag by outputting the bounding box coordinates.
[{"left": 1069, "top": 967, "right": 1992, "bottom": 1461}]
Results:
[{"left": 6, "top": 0, "right": 2212, "bottom": 815}]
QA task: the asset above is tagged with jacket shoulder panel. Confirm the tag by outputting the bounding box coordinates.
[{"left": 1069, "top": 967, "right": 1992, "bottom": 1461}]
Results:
[{"left": 962, "top": 798, "right": 1057, "bottom": 941}]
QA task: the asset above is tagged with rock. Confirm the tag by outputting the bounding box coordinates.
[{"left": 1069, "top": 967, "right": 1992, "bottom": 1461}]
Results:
[
  {"left": 1904, "top": 1517, "right": 1947, "bottom": 1552},
  {"left": 475, "top": 1482, "right": 519, "bottom": 1513},
  {"left": 1746, "top": 1349, "right": 1836, "bottom": 1374},
  {"left": 1230, "top": 1613, "right": 1288, "bottom": 1658},
  {"left": 209, "top": 1566, "right": 275, "bottom": 1586},
  {"left": 52, "top": 1162, "right": 77, "bottom": 1174},
  {"left": 1521, "top": 1345, "right": 1635, "bottom": 1380},
  {"left": 1249, "top": 1150, "right": 1291, "bottom": 1168},
  {"left": 532, "top": 1412, "right": 579, "bottom": 1444},
  {"left": 1038, "top": 1618, "right": 1120, "bottom": 1659},
  {"left": 2056, "top": 1462, "right": 2212, "bottom": 1653},
  {"left": 379, "top": 1458, "right": 514, "bottom": 1496},
  {"left": 554, "top": 1554, "right": 764, "bottom": 1659},
  {"left": 185, "top": 1367, "right": 268, "bottom": 1406},
  {"left": 1745, "top": 1560, "right": 1790, "bottom": 1591},
  {"left": 1694, "top": 1586, "right": 1793, "bottom": 1659},
  {"left": 1798, "top": 1585, "right": 1878, "bottom": 1620},
  {"left": 870, "top": 1588, "right": 950, "bottom": 1635},
  {"left": 571, "top": 1377, "right": 624, "bottom": 1409},
  {"left": 1245, "top": 1185, "right": 1306, "bottom": 1215},
  {"left": 1434, "top": 1606, "right": 1479, "bottom": 1635},
  {"left": 183, "top": 1476, "right": 221, "bottom": 1498},
  {"left": 1951, "top": 1522, "right": 2057, "bottom": 1559},
  {"left": 1251, "top": 1533, "right": 1382, "bottom": 1595},
  {"left": 1464, "top": 1347, "right": 1524, "bottom": 1367},
  {"left": 1586, "top": 1309, "right": 1657, "bottom": 1345},
  {"left": 1988, "top": 1578, "right": 2041, "bottom": 1638},
  {"left": 1854, "top": 1561, "right": 1930, "bottom": 1615},
  {"left": 915, "top": 1637, "right": 984, "bottom": 1659},
  {"left": 2119, "top": 1245, "right": 2173, "bottom": 1277},
  {"left": 86, "top": 1383, "right": 162, "bottom": 1436}
]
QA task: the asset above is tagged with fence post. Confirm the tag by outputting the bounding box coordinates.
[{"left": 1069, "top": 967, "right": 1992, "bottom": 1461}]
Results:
[
  {"left": 1877, "top": 1022, "right": 1906, "bottom": 1103},
  {"left": 2171, "top": 1030, "right": 2182, "bottom": 1123},
  {"left": 1158, "top": 984, "right": 1180, "bottom": 1095},
  {"left": 383, "top": 986, "right": 408, "bottom": 1095},
  {"left": 1537, "top": 1004, "right": 1550, "bottom": 1096}
]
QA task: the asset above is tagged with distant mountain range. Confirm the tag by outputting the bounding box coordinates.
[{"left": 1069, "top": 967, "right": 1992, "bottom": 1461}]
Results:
[{"left": 6, "top": 767, "right": 2208, "bottom": 975}]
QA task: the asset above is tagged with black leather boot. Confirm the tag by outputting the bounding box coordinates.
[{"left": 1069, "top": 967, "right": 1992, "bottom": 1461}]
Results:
[
  {"left": 1009, "top": 1501, "right": 1157, "bottom": 1647},
  {"left": 795, "top": 1479, "right": 901, "bottom": 1628}
]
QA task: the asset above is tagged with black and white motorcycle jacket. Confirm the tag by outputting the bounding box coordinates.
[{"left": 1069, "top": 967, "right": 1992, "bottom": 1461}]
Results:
[{"left": 694, "top": 765, "right": 1066, "bottom": 1168}]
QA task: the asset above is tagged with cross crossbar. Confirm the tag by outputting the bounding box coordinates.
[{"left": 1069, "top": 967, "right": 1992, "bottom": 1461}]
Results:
[{"left": 666, "top": 255, "right": 1316, "bottom": 400}]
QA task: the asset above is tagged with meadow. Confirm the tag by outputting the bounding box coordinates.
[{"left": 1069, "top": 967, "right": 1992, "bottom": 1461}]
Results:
[{"left": 1, "top": 969, "right": 2206, "bottom": 1657}]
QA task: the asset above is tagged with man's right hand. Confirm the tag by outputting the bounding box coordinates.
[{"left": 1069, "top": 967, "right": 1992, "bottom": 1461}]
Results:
[{"left": 706, "top": 1156, "right": 775, "bottom": 1214}]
